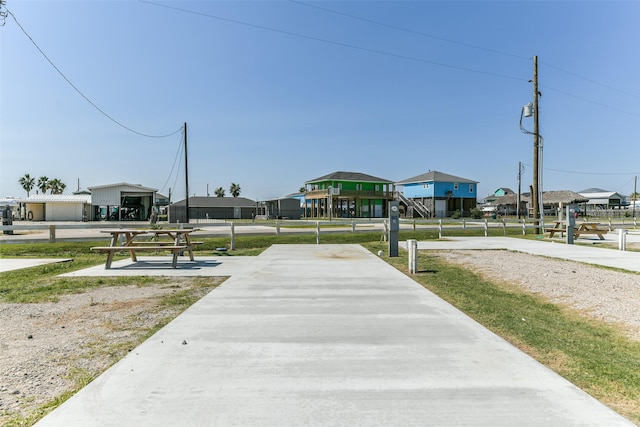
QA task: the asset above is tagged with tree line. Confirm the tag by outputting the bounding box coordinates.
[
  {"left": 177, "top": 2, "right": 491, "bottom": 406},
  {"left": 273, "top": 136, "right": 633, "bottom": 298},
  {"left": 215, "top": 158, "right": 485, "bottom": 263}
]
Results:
[{"left": 18, "top": 174, "right": 66, "bottom": 196}]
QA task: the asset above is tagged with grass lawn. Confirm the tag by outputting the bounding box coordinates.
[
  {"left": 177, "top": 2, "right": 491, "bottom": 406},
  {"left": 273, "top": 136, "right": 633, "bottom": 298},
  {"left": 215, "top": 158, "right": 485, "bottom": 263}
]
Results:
[{"left": 1, "top": 232, "right": 639, "bottom": 424}]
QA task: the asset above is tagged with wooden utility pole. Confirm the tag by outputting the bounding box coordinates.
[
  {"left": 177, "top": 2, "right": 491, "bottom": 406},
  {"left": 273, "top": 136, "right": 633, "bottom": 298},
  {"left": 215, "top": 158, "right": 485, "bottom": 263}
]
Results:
[
  {"left": 532, "top": 56, "right": 541, "bottom": 233},
  {"left": 184, "top": 122, "right": 189, "bottom": 224}
]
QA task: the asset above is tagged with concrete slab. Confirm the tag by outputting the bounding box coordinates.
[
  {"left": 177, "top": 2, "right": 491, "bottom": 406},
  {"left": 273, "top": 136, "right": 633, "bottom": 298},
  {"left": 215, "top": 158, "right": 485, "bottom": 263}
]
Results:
[
  {"left": 405, "top": 237, "right": 640, "bottom": 272},
  {"left": 37, "top": 244, "right": 633, "bottom": 426},
  {"left": 59, "top": 256, "right": 257, "bottom": 278},
  {"left": 0, "top": 258, "right": 72, "bottom": 272}
]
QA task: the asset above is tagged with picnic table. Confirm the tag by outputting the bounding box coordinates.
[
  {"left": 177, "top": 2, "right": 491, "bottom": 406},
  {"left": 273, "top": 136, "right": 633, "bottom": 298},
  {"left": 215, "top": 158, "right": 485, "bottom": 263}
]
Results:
[
  {"left": 544, "top": 221, "right": 607, "bottom": 240},
  {"left": 91, "top": 228, "right": 200, "bottom": 269}
]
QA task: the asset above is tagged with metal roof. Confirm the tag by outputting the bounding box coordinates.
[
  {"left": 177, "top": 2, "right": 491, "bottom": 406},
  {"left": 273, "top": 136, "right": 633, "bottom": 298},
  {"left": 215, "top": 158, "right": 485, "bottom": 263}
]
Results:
[
  {"left": 18, "top": 194, "right": 91, "bottom": 203},
  {"left": 396, "top": 170, "right": 478, "bottom": 185},
  {"left": 306, "top": 171, "right": 393, "bottom": 184},
  {"left": 88, "top": 182, "right": 158, "bottom": 192}
]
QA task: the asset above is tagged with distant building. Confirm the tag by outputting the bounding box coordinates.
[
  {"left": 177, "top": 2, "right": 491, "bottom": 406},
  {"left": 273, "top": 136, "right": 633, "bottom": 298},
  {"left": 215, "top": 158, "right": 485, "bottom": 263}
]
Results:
[
  {"left": 88, "top": 183, "right": 158, "bottom": 221},
  {"left": 169, "top": 197, "right": 257, "bottom": 223},
  {"left": 578, "top": 189, "right": 626, "bottom": 210},
  {"left": 17, "top": 194, "right": 91, "bottom": 221},
  {"left": 396, "top": 171, "right": 478, "bottom": 218},
  {"left": 304, "top": 171, "right": 395, "bottom": 219},
  {"left": 256, "top": 197, "right": 301, "bottom": 219}
]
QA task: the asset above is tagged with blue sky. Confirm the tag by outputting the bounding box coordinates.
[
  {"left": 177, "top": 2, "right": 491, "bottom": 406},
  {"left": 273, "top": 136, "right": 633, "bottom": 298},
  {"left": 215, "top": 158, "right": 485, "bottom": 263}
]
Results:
[{"left": 2, "top": 1, "right": 639, "bottom": 202}]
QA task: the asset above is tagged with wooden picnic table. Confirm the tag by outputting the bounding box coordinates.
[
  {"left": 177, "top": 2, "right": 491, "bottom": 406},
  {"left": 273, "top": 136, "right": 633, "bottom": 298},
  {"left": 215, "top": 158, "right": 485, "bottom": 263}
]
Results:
[
  {"left": 91, "top": 229, "right": 200, "bottom": 269},
  {"left": 545, "top": 221, "right": 607, "bottom": 240},
  {"left": 574, "top": 222, "right": 607, "bottom": 240}
]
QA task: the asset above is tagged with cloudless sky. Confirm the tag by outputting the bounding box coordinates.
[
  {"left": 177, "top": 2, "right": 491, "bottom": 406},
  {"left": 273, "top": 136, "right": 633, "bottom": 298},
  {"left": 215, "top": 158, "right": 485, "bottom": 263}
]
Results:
[{"left": 1, "top": 0, "right": 639, "bottom": 202}]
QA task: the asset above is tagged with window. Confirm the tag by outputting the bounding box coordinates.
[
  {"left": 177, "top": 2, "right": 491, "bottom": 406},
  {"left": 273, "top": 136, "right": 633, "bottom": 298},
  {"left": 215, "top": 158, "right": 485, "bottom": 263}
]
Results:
[
  {"left": 469, "top": 184, "right": 474, "bottom": 193},
  {"left": 423, "top": 183, "right": 429, "bottom": 189},
  {"left": 454, "top": 183, "right": 459, "bottom": 190},
  {"left": 338, "top": 183, "right": 342, "bottom": 190},
  {"left": 356, "top": 184, "right": 362, "bottom": 191},
  {"left": 375, "top": 185, "right": 379, "bottom": 191}
]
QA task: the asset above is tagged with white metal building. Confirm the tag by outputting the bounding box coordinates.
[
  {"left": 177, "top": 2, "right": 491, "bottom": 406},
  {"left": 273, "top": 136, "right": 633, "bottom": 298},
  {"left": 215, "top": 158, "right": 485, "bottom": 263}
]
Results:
[
  {"left": 88, "top": 183, "right": 157, "bottom": 221},
  {"left": 18, "top": 194, "right": 92, "bottom": 221}
]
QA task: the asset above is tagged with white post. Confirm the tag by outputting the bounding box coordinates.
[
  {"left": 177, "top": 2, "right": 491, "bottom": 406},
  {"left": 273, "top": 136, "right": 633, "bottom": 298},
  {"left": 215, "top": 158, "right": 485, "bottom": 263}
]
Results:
[
  {"left": 316, "top": 221, "right": 320, "bottom": 244},
  {"left": 407, "top": 239, "right": 418, "bottom": 274},
  {"left": 522, "top": 219, "right": 527, "bottom": 235},
  {"left": 502, "top": 219, "right": 506, "bottom": 236},
  {"left": 352, "top": 220, "right": 356, "bottom": 232},
  {"left": 462, "top": 219, "right": 466, "bottom": 230},
  {"left": 230, "top": 223, "right": 235, "bottom": 250},
  {"left": 276, "top": 221, "right": 280, "bottom": 235},
  {"left": 438, "top": 219, "right": 443, "bottom": 239},
  {"left": 49, "top": 225, "right": 56, "bottom": 243},
  {"left": 484, "top": 219, "right": 488, "bottom": 237},
  {"left": 618, "top": 229, "right": 627, "bottom": 251}
]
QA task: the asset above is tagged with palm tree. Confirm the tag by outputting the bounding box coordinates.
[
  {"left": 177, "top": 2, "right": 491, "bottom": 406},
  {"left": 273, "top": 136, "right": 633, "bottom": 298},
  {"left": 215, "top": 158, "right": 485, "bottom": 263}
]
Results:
[
  {"left": 19, "top": 173, "right": 35, "bottom": 197},
  {"left": 214, "top": 187, "right": 225, "bottom": 197},
  {"left": 229, "top": 183, "right": 241, "bottom": 198},
  {"left": 48, "top": 178, "right": 66, "bottom": 195},
  {"left": 37, "top": 176, "right": 49, "bottom": 194}
]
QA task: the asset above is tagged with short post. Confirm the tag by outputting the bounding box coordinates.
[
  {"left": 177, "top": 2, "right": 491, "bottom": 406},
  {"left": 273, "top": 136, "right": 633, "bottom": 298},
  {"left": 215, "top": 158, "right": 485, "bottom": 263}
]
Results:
[
  {"left": 352, "top": 220, "right": 356, "bottom": 232},
  {"left": 276, "top": 221, "right": 280, "bottom": 236},
  {"left": 230, "top": 223, "right": 235, "bottom": 250},
  {"left": 608, "top": 218, "right": 612, "bottom": 231},
  {"left": 316, "top": 221, "right": 320, "bottom": 244},
  {"left": 502, "top": 219, "right": 506, "bottom": 236},
  {"left": 382, "top": 220, "right": 388, "bottom": 242},
  {"left": 522, "top": 219, "right": 527, "bottom": 235},
  {"left": 407, "top": 239, "right": 418, "bottom": 274},
  {"left": 438, "top": 219, "right": 443, "bottom": 239},
  {"left": 462, "top": 219, "right": 466, "bottom": 230},
  {"left": 49, "top": 224, "right": 56, "bottom": 243},
  {"left": 484, "top": 219, "right": 488, "bottom": 237},
  {"left": 566, "top": 206, "right": 576, "bottom": 245},
  {"left": 413, "top": 220, "right": 416, "bottom": 231},
  {"left": 618, "top": 228, "right": 627, "bottom": 251}
]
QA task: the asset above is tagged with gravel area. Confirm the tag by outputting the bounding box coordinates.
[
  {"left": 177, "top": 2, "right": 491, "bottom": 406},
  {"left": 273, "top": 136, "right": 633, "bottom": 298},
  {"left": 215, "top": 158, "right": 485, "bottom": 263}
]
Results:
[
  {"left": 0, "top": 279, "right": 221, "bottom": 423},
  {"left": 435, "top": 250, "right": 640, "bottom": 341}
]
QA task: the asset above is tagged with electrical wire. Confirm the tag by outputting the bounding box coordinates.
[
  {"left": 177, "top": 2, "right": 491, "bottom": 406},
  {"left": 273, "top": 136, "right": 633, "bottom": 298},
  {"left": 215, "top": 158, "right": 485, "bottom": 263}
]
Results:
[
  {"left": 540, "top": 61, "right": 639, "bottom": 99},
  {"left": 288, "top": 0, "right": 530, "bottom": 62},
  {"left": 540, "top": 84, "right": 639, "bottom": 116},
  {"left": 6, "top": 8, "right": 183, "bottom": 138},
  {"left": 138, "top": 0, "right": 525, "bottom": 83},
  {"left": 159, "top": 132, "right": 184, "bottom": 195},
  {"left": 522, "top": 163, "right": 639, "bottom": 176}
]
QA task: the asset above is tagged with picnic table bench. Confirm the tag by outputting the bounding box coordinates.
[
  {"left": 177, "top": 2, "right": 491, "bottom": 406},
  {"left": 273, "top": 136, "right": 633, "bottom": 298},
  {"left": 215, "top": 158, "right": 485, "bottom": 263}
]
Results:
[
  {"left": 91, "top": 229, "right": 200, "bottom": 269},
  {"left": 545, "top": 221, "right": 607, "bottom": 240}
]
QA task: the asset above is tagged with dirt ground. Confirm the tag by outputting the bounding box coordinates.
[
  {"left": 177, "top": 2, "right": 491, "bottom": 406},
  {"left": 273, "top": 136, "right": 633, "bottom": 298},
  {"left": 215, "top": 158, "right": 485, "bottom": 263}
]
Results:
[{"left": 0, "top": 278, "right": 222, "bottom": 424}]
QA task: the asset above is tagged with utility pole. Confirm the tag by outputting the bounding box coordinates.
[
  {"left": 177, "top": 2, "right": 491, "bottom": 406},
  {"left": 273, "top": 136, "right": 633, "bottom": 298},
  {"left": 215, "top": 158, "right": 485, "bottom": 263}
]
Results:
[
  {"left": 532, "top": 56, "right": 541, "bottom": 234},
  {"left": 184, "top": 122, "right": 189, "bottom": 224},
  {"left": 517, "top": 161, "right": 523, "bottom": 219},
  {"left": 633, "top": 175, "right": 637, "bottom": 219}
]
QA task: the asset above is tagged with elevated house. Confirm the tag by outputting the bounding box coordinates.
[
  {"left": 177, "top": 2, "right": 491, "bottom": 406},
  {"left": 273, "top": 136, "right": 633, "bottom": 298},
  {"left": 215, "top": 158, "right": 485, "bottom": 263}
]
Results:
[
  {"left": 304, "top": 171, "right": 395, "bottom": 218},
  {"left": 578, "top": 188, "right": 626, "bottom": 210},
  {"left": 396, "top": 171, "right": 478, "bottom": 218}
]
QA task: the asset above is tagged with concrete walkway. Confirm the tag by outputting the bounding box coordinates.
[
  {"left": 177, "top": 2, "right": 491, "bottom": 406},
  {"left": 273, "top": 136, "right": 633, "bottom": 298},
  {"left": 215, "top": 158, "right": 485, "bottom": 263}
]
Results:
[{"left": 37, "top": 244, "right": 634, "bottom": 426}]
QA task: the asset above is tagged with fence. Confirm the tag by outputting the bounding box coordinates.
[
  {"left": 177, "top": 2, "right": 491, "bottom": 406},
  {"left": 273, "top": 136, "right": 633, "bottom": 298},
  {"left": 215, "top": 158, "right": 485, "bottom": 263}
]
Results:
[{"left": 1, "top": 216, "right": 637, "bottom": 244}]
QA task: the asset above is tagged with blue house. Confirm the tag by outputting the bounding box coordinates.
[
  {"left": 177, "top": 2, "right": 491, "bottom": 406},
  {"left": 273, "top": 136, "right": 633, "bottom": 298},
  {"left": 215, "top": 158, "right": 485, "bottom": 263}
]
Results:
[{"left": 396, "top": 171, "right": 478, "bottom": 218}]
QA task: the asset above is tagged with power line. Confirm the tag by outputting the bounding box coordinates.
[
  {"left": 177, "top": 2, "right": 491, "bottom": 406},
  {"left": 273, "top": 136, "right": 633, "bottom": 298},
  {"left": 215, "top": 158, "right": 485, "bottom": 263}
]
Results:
[
  {"left": 6, "top": 8, "right": 183, "bottom": 139},
  {"left": 139, "top": 0, "right": 525, "bottom": 83},
  {"left": 541, "top": 84, "right": 639, "bottom": 116},
  {"left": 159, "top": 133, "right": 185, "bottom": 195},
  {"left": 523, "top": 163, "right": 639, "bottom": 176},
  {"left": 540, "top": 61, "right": 639, "bottom": 100},
  {"left": 289, "top": 0, "right": 530, "bottom": 61}
]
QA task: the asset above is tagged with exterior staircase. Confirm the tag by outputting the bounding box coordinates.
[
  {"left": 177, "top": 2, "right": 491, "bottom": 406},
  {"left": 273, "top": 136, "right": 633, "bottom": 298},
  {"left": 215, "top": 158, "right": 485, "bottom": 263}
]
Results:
[{"left": 396, "top": 192, "right": 431, "bottom": 218}]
